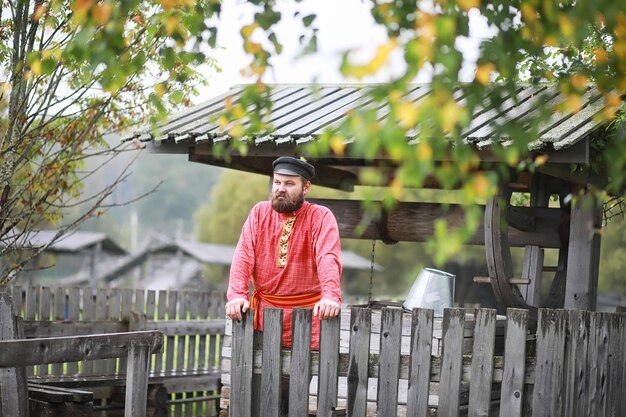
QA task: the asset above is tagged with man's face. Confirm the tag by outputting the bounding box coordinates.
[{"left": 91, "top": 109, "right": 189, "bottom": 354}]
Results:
[{"left": 271, "top": 172, "right": 310, "bottom": 213}]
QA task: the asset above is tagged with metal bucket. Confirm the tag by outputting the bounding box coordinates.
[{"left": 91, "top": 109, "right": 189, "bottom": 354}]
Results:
[{"left": 402, "top": 268, "right": 456, "bottom": 316}]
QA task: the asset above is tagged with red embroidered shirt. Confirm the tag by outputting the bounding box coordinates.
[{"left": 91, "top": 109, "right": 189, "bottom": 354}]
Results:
[{"left": 227, "top": 200, "right": 342, "bottom": 348}]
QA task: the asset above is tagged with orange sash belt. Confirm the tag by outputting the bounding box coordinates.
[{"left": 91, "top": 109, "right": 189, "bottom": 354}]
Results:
[{"left": 250, "top": 290, "right": 321, "bottom": 330}]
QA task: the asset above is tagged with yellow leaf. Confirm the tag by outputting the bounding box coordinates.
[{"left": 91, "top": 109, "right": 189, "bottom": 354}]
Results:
[
  {"left": 241, "top": 23, "right": 259, "bottom": 39},
  {"left": 346, "top": 38, "right": 397, "bottom": 79},
  {"left": 330, "top": 135, "right": 347, "bottom": 156},
  {"left": 558, "top": 14, "right": 575, "bottom": 39},
  {"left": 560, "top": 93, "right": 582, "bottom": 113},
  {"left": 534, "top": 154, "right": 548, "bottom": 166},
  {"left": 470, "top": 173, "right": 490, "bottom": 198},
  {"left": 416, "top": 141, "right": 432, "bottom": 161},
  {"left": 160, "top": 0, "right": 176, "bottom": 10},
  {"left": 614, "top": 40, "right": 626, "bottom": 60},
  {"left": 602, "top": 92, "right": 622, "bottom": 120},
  {"left": 165, "top": 15, "right": 179, "bottom": 36},
  {"left": 72, "top": 0, "right": 95, "bottom": 24},
  {"left": 615, "top": 12, "right": 626, "bottom": 39},
  {"left": 93, "top": 3, "right": 112, "bottom": 26},
  {"left": 520, "top": 4, "right": 537, "bottom": 24},
  {"left": 475, "top": 63, "right": 495, "bottom": 85},
  {"left": 441, "top": 100, "right": 463, "bottom": 132},
  {"left": 32, "top": 4, "right": 47, "bottom": 21},
  {"left": 229, "top": 124, "right": 244, "bottom": 138},
  {"left": 396, "top": 102, "right": 418, "bottom": 128},
  {"left": 232, "top": 105, "right": 245, "bottom": 119},
  {"left": 594, "top": 49, "right": 608, "bottom": 65},
  {"left": 217, "top": 115, "right": 229, "bottom": 127},
  {"left": 570, "top": 74, "right": 588, "bottom": 91},
  {"left": 30, "top": 59, "right": 42, "bottom": 75},
  {"left": 154, "top": 83, "right": 167, "bottom": 97},
  {"left": 390, "top": 177, "right": 404, "bottom": 200},
  {"left": 458, "top": 0, "right": 480, "bottom": 12}
]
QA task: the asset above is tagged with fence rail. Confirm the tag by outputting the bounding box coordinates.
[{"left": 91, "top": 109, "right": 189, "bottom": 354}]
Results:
[
  {"left": 8, "top": 285, "right": 226, "bottom": 417},
  {"left": 223, "top": 306, "right": 626, "bottom": 417}
]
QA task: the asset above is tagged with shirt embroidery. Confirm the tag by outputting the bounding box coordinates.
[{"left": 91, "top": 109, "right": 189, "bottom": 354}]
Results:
[{"left": 277, "top": 216, "right": 296, "bottom": 268}]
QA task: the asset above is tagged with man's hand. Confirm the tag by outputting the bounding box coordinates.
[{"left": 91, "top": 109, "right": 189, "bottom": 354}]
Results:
[
  {"left": 313, "top": 299, "right": 341, "bottom": 320},
  {"left": 225, "top": 298, "right": 249, "bottom": 321}
]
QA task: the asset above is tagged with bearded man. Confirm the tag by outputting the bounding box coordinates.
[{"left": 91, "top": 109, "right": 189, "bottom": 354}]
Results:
[{"left": 225, "top": 156, "right": 343, "bottom": 349}]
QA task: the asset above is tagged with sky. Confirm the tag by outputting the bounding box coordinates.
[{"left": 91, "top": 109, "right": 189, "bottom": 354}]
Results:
[{"left": 200, "top": 0, "right": 496, "bottom": 101}]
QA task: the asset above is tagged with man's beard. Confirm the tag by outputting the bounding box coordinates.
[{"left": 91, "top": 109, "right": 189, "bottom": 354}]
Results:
[{"left": 271, "top": 191, "right": 305, "bottom": 213}]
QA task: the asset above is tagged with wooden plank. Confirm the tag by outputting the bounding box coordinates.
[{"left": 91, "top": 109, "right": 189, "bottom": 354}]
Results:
[
  {"left": 585, "top": 313, "right": 599, "bottom": 417},
  {"left": 564, "top": 193, "right": 602, "bottom": 310},
  {"left": 81, "top": 287, "right": 96, "bottom": 376},
  {"left": 438, "top": 308, "right": 465, "bottom": 417},
  {"left": 38, "top": 286, "right": 53, "bottom": 376},
  {"left": 25, "top": 286, "right": 38, "bottom": 377},
  {"left": 532, "top": 309, "right": 566, "bottom": 417},
  {"left": 308, "top": 198, "right": 562, "bottom": 248},
  {"left": 289, "top": 308, "right": 312, "bottom": 417},
  {"left": 66, "top": 287, "right": 80, "bottom": 375},
  {"left": 198, "top": 292, "right": 210, "bottom": 372},
  {"left": 175, "top": 291, "right": 188, "bottom": 417},
  {"left": 468, "top": 308, "right": 496, "bottom": 417},
  {"left": 155, "top": 290, "right": 167, "bottom": 373},
  {"left": 143, "top": 320, "right": 225, "bottom": 335},
  {"left": 166, "top": 291, "right": 178, "bottom": 373},
  {"left": 185, "top": 292, "right": 199, "bottom": 417},
  {"left": 94, "top": 288, "right": 109, "bottom": 375},
  {"left": 107, "top": 288, "right": 122, "bottom": 374},
  {"left": 231, "top": 309, "right": 254, "bottom": 417},
  {"left": 23, "top": 321, "right": 127, "bottom": 338},
  {"left": 607, "top": 313, "right": 624, "bottom": 416},
  {"left": 499, "top": 308, "right": 528, "bottom": 417},
  {"left": 317, "top": 315, "right": 340, "bottom": 417},
  {"left": 346, "top": 307, "right": 371, "bottom": 417},
  {"left": 0, "top": 292, "right": 28, "bottom": 417},
  {"left": 119, "top": 288, "right": 134, "bottom": 372},
  {"left": 0, "top": 331, "right": 163, "bottom": 366},
  {"left": 260, "top": 309, "right": 283, "bottom": 417},
  {"left": 377, "top": 308, "right": 402, "bottom": 417},
  {"left": 564, "top": 310, "right": 589, "bottom": 417},
  {"left": 125, "top": 342, "right": 151, "bottom": 417},
  {"left": 406, "top": 308, "right": 433, "bottom": 417},
  {"left": 52, "top": 287, "right": 65, "bottom": 375}
]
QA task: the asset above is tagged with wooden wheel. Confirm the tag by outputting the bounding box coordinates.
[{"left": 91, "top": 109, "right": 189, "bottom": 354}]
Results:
[{"left": 484, "top": 179, "right": 570, "bottom": 312}]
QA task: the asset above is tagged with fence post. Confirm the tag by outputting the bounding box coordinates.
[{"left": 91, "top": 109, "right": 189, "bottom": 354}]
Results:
[
  {"left": 377, "top": 307, "right": 402, "bottom": 417},
  {"left": 318, "top": 315, "right": 340, "bottom": 417},
  {"left": 468, "top": 308, "right": 497, "bottom": 417},
  {"left": 347, "top": 307, "right": 371, "bottom": 417},
  {"left": 289, "top": 308, "right": 312, "bottom": 416},
  {"left": 231, "top": 309, "right": 254, "bottom": 417},
  {"left": 406, "top": 308, "right": 433, "bottom": 417},
  {"left": 499, "top": 308, "right": 528, "bottom": 417},
  {"left": 438, "top": 308, "right": 465, "bottom": 417},
  {"left": 260, "top": 309, "right": 283, "bottom": 417},
  {"left": 125, "top": 340, "right": 151, "bottom": 417},
  {"left": 0, "top": 292, "right": 28, "bottom": 417}
]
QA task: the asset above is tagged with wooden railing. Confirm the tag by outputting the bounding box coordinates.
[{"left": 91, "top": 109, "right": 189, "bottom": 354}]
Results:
[
  {"left": 223, "top": 307, "right": 626, "bottom": 417},
  {"left": 7, "top": 285, "right": 226, "bottom": 417}
]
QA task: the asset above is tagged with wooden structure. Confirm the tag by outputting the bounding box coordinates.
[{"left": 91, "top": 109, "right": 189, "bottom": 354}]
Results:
[
  {"left": 0, "top": 291, "right": 163, "bottom": 417},
  {"left": 124, "top": 83, "right": 612, "bottom": 313},
  {"left": 2, "top": 285, "right": 226, "bottom": 417},
  {"left": 223, "top": 306, "right": 626, "bottom": 417}
]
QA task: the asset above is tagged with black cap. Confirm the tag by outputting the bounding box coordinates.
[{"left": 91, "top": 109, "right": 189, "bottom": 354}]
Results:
[{"left": 272, "top": 156, "right": 315, "bottom": 181}]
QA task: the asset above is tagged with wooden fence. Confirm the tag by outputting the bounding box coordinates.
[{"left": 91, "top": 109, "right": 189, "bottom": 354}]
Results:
[
  {"left": 7, "top": 285, "right": 226, "bottom": 417},
  {"left": 223, "top": 307, "right": 626, "bottom": 417}
]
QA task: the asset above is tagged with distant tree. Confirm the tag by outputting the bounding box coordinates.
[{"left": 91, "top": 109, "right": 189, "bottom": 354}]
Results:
[{"left": 0, "top": 0, "right": 219, "bottom": 286}]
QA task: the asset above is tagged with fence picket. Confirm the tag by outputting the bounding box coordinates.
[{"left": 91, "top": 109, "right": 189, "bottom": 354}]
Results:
[
  {"left": 406, "top": 308, "right": 433, "bottom": 417},
  {"left": 81, "top": 287, "right": 96, "bottom": 375},
  {"left": 468, "top": 308, "right": 496, "bottom": 417},
  {"left": 317, "top": 314, "right": 340, "bottom": 417},
  {"left": 231, "top": 309, "right": 254, "bottom": 417},
  {"left": 290, "top": 308, "right": 312, "bottom": 417},
  {"left": 499, "top": 308, "right": 528, "bottom": 417},
  {"left": 607, "top": 313, "right": 625, "bottom": 417},
  {"left": 533, "top": 309, "right": 567, "bottom": 417},
  {"left": 52, "top": 287, "right": 65, "bottom": 375},
  {"left": 347, "top": 307, "right": 371, "bottom": 417},
  {"left": 438, "top": 308, "right": 465, "bottom": 417},
  {"left": 260, "top": 309, "right": 283, "bottom": 417},
  {"left": 376, "top": 308, "right": 402, "bottom": 417},
  {"left": 37, "top": 286, "right": 52, "bottom": 376}
]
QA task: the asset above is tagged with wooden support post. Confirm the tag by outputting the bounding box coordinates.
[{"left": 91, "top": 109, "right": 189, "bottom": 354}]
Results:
[
  {"left": 124, "top": 341, "right": 151, "bottom": 417},
  {"left": 0, "top": 292, "right": 29, "bottom": 417},
  {"left": 522, "top": 174, "right": 549, "bottom": 306},
  {"left": 564, "top": 193, "right": 602, "bottom": 310}
]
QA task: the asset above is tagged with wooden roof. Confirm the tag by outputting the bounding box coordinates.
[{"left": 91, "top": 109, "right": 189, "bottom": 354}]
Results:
[{"left": 125, "top": 83, "right": 606, "bottom": 191}]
